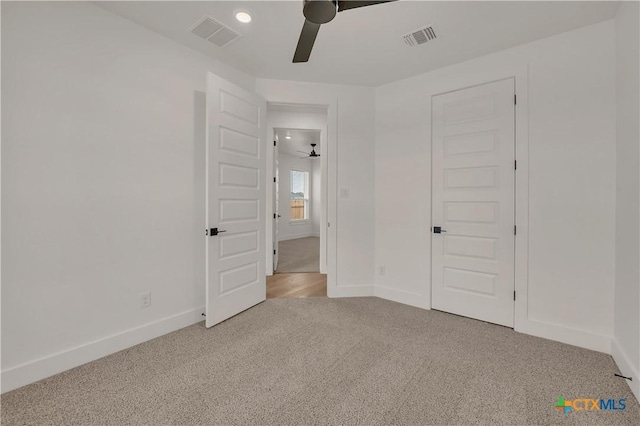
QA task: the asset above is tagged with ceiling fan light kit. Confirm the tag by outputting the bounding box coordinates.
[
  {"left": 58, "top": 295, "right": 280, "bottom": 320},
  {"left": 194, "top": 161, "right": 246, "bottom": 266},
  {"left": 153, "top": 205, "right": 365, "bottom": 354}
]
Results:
[{"left": 293, "top": 0, "right": 398, "bottom": 63}]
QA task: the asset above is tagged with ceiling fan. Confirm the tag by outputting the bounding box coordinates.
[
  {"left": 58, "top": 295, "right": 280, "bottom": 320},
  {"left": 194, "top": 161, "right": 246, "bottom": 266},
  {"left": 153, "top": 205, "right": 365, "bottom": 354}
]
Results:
[
  {"left": 298, "top": 143, "right": 321, "bottom": 158},
  {"left": 293, "top": 0, "right": 398, "bottom": 63}
]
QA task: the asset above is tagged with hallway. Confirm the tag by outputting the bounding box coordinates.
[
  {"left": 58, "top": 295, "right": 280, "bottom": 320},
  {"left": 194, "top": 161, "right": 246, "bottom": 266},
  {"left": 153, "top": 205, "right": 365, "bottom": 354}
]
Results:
[
  {"left": 276, "top": 236, "right": 320, "bottom": 273},
  {"left": 267, "top": 273, "right": 327, "bottom": 299}
]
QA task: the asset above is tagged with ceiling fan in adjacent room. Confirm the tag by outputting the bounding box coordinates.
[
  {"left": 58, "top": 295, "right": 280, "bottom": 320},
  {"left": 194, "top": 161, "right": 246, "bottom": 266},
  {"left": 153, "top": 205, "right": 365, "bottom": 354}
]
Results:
[
  {"left": 298, "top": 143, "right": 321, "bottom": 158},
  {"left": 293, "top": 0, "right": 398, "bottom": 63}
]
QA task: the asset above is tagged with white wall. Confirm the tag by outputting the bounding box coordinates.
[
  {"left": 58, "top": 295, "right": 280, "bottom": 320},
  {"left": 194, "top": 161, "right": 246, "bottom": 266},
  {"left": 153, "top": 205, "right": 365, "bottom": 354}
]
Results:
[
  {"left": 277, "top": 153, "right": 314, "bottom": 241},
  {"left": 1, "top": 1, "right": 254, "bottom": 392},
  {"left": 257, "top": 80, "right": 376, "bottom": 294},
  {"left": 613, "top": 1, "right": 640, "bottom": 400},
  {"left": 375, "top": 20, "right": 617, "bottom": 351}
]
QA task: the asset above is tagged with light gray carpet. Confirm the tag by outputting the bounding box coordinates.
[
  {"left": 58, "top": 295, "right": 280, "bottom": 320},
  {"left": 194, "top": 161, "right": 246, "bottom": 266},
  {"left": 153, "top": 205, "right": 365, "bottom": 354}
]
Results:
[
  {"left": 2, "top": 298, "right": 639, "bottom": 425},
  {"left": 276, "top": 236, "right": 319, "bottom": 273}
]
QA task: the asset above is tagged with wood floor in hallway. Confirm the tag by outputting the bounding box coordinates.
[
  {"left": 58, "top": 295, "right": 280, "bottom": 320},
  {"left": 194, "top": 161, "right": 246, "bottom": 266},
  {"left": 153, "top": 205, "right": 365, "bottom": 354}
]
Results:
[{"left": 266, "top": 273, "right": 327, "bottom": 299}]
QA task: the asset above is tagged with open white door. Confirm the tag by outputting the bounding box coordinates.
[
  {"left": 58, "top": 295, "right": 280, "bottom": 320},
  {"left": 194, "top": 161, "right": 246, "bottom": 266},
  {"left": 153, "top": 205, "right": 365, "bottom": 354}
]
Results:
[
  {"left": 273, "top": 136, "right": 280, "bottom": 271},
  {"left": 205, "top": 73, "right": 266, "bottom": 327},
  {"left": 431, "top": 78, "right": 515, "bottom": 327}
]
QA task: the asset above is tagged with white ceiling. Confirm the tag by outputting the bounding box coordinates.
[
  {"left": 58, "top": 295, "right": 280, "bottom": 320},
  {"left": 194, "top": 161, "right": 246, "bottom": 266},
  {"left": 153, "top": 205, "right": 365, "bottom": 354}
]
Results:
[
  {"left": 274, "top": 128, "right": 321, "bottom": 157},
  {"left": 95, "top": 1, "right": 620, "bottom": 86}
]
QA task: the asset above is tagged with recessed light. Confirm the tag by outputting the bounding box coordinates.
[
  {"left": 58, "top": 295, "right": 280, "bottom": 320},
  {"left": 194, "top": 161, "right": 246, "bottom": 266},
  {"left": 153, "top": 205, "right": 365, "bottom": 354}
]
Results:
[
  {"left": 285, "top": 135, "right": 292, "bottom": 140},
  {"left": 235, "top": 12, "right": 252, "bottom": 23}
]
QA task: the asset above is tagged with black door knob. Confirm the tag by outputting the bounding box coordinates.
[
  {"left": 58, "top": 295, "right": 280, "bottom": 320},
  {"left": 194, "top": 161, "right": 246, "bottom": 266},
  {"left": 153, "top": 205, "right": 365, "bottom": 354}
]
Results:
[{"left": 209, "top": 228, "right": 227, "bottom": 236}]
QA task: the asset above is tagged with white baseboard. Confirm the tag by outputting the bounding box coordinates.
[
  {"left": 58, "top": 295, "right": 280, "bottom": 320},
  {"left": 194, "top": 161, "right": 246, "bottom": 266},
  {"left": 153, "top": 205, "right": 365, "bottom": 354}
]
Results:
[
  {"left": 516, "top": 318, "right": 611, "bottom": 354},
  {"left": 374, "top": 285, "right": 429, "bottom": 309},
  {"left": 371, "top": 286, "right": 613, "bottom": 357},
  {"left": 279, "top": 232, "right": 316, "bottom": 241},
  {"left": 1, "top": 307, "right": 204, "bottom": 394},
  {"left": 611, "top": 338, "right": 640, "bottom": 401},
  {"left": 329, "top": 285, "right": 375, "bottom": 298}
]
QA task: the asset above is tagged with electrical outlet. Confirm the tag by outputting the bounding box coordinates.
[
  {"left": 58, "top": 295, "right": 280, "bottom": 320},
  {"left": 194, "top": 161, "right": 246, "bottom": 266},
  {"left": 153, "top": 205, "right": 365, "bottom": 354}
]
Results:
[
  {"left": 140, "top": 292, "right": 151, "bottom": 309},
  {"left": 377, "top": 266, "right": 386, "bottom": 276}
]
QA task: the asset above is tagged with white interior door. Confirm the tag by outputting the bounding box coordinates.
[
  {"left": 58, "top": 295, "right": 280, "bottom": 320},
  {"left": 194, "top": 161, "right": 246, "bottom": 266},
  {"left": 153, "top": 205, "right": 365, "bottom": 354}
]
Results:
[
  {"left": 273, "top": 135, "right": 280, "bottom": 271},
  {"left": 431, "top": 78, "right": 515, "bottom": 327},
  {"left": 206, "top": 73, "right": 266, "bottom": 328}
]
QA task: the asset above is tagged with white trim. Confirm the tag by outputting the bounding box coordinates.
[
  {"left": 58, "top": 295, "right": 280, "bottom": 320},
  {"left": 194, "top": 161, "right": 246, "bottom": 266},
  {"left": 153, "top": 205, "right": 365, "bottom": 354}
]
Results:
[
  {"left": 264, "top": 99, "right": 337, "bottom": 288},
  {"left": 319, "top": 122, "right": 328, "bottom": 274},
  {"left": 375, "top": 285, "right": 429, "bottom": 309},
  {"left": 517, "top": 318, "right": 611, "bottom": 354},
  {"left": 611, "top": 338, "right": 640, "bottom": 400},
  {"left": 288, "top": 219, "right": 311, "bottom": 226},
  {"left": 422, "top": 65, "right": 532, "bottom": 330},
  {"left": 330, "top": 285, "right": 375, "bottom": 298},
  {"left": 278, "top": 232, "right": 317, "bottom": 241},
  {"left": 512, "top": 66, "right": 530, "bottom": 336},
  {"left": 1, "top": 307, "right": 204, "bottom": 394}
]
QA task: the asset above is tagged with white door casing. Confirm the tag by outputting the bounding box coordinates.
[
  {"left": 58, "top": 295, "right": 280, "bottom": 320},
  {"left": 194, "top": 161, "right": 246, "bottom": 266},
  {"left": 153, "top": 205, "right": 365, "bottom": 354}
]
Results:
[
  {"left": 273, "top": 134, "right": 280, "bottom": 271},
  {"left": 431, "top": 78, "right": 516, "bottom": 327},
  {"left": 205, "top": 73, "right": 267, "bottom": 327}
]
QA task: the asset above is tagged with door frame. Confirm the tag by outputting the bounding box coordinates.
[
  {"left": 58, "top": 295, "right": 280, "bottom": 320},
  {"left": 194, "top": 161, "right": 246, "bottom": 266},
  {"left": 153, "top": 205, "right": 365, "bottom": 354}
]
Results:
[
  {"left": 427, "top": 65, "right": 529, "bottom": 333},
  {"left": 264, "top": 100, "right": 338, "bottom": 296},
  {"left": 269, "top": 124, "right": 328, "bottom": 274}
]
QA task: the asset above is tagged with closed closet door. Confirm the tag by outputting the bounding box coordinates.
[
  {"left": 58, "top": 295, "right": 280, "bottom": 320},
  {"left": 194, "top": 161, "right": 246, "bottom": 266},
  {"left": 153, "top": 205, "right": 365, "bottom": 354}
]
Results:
[{"left": 431, "top": 78, "right": 516, "bottom": 327}]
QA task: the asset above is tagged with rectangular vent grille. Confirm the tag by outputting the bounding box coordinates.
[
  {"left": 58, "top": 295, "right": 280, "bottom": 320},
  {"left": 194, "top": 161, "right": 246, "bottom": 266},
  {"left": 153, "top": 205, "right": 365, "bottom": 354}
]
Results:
[
  {"left": 189, "top": 16, "right": 240, "bottom": 47},
  {"left": 404, "top": 26, "right": 436, "bottom": 47}
]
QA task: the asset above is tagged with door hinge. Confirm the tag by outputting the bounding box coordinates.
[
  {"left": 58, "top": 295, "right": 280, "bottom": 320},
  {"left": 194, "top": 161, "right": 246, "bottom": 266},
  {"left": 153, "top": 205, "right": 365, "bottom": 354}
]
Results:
[
  {"left": 273, "top": 140, "right": 276, "bottom": 146},
  {"left": 273, "top": 213, "right": 276, "bottom": 219},
  {"left": 327, "top": 222, "right": 331, "bottom": 227},
  {"left": 273, "top": 177, "right": 276, "bottom": 183},
  {"left": 273, "top": 249, "right": 276, "bottom": 255},
  {"left": 514, "top": 95, "right": 517, "bottom": 105},
  {"left": 514, "top": 225, "right": 517, "bottom": 235},
  {"left": 514, "top": 291, "right": 516, "bottom": 301},
  {"left": 514, "top": 160, "right": 517, "bottom": 170}
]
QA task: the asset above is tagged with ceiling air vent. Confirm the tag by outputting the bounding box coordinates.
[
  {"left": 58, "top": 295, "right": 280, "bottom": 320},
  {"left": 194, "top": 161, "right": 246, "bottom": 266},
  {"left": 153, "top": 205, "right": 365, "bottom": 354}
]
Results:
[
  {"left": 403, "top": 26, "right": 436, "bottom": 47},
  {"left": 189, "top": 16, "right": 240, "bottom": 47}
]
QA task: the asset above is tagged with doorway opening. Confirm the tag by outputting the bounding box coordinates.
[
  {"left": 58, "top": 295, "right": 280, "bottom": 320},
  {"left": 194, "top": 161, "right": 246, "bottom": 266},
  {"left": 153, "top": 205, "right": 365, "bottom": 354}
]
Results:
[{"left": 265, "top": 104, "right": 329, "bottom": 299}]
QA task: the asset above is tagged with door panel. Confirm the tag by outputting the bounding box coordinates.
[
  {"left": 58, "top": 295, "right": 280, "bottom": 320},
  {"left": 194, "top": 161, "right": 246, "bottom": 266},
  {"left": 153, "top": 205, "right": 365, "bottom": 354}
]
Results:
[
  {"left": 206, "top": 73, "right": 266, "bottom": 327},
  {"left": 431, "top": 78, "right": 515, "bottom": 327}
]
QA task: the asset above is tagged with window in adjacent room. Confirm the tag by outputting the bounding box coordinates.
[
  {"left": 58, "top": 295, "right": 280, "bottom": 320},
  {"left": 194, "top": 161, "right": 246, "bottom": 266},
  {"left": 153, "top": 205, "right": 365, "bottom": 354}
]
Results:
[{"left": 290, "top": 170, "right": 309, "bottom": 221}]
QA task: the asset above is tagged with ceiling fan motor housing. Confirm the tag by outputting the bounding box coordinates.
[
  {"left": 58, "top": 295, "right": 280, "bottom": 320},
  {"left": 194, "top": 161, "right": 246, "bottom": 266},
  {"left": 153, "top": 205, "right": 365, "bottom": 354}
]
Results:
[{"left": 303, "top": 0, "right": 338, "bottom": 24}]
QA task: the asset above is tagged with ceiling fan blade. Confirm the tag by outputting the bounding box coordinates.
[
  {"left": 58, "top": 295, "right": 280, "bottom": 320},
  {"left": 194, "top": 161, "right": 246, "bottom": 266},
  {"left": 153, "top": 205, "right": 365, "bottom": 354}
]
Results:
[
  {"left": 297, "top": 150, "right": 311, "bottom": 155},
  {"left": 337, "top": 0, "right": 397, "bottom": 12},
  {"left": 293, "top": 20, "right": 321, "bottom": 63}
]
